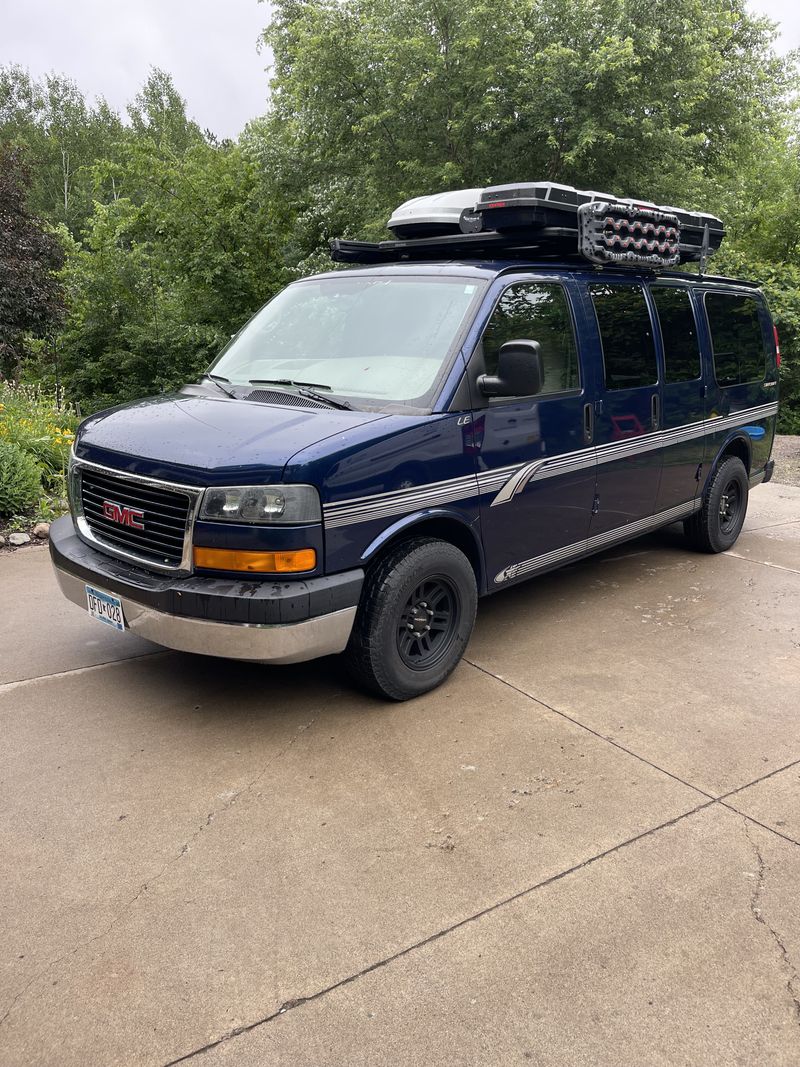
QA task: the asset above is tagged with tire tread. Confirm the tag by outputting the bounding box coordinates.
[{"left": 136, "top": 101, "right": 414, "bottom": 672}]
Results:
[
  {"left": 684, "top": 455, "right": 748, "bottom": 553},
  {"left": 345, "top": 537, "right": 477, "bottom": 700}
]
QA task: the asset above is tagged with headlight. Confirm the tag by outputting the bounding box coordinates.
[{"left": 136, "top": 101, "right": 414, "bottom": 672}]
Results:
[{"left": 199, "top": 484, "right": 321, "bottom": 525}]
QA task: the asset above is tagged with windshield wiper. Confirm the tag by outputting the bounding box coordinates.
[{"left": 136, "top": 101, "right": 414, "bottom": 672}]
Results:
[
  {"left": 205, "top": 373, "right": 236, "bottom": 398},
  {"left": 249, "top": 377, "right": 332, "bottom": 390},
  {"left": 248, "top": 378, "right": 351, "bottom": 410},
  {"left": 297, "top": 387, "right": 351, "bottom": 410}
]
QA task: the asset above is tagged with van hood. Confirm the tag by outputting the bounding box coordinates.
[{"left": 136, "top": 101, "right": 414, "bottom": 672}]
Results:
[{"left": 74, "top": 393, "right": 390, "bottom": 486}]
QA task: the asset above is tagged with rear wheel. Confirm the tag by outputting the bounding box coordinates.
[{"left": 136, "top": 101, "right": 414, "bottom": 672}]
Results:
[
  {"left": 345, "top": 538, "right": 478, "bottom": 701},
  {"left": 684, "top": 455, "right": 749, "bottom": 553}
]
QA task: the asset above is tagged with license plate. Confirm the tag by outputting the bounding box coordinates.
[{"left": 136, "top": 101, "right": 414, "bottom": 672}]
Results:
[{"left": 85, "top": 585, "right": 126, "bottom": 631}]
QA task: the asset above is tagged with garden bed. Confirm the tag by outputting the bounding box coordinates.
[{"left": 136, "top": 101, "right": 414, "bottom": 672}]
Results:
[{"left": 0, "top": 382, "right": 75, "bottom": 550}]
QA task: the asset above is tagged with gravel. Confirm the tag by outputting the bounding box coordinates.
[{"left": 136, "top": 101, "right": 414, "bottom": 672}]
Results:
[{"left": 772, "top": 435, "right": 800, "bottom": 488}]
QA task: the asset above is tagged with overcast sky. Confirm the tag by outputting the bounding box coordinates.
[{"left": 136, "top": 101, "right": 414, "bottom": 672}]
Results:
[
  {"left": 1, "top": 0, "right": 272, "bottom": 140},
  {"left": 1, "top": 0, "right": 799, "bottom": 141}
]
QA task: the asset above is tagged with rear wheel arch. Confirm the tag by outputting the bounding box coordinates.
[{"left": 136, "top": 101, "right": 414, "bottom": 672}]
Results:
[{"left": 709, "top": 432, "right": 751, "bottom": 481}]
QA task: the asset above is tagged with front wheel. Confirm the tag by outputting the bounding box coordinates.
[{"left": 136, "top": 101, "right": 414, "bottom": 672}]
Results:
[
  {"left": 345, "top": 538, "right": 478, "bottom": 700},
  {"left": 684, "top": 455, "right": 749, "bottom": 553}
]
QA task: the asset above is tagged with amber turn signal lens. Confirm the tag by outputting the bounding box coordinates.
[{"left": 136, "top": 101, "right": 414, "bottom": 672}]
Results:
[{"left": 193, "top": 547, "right": 316, "bottom": 573}]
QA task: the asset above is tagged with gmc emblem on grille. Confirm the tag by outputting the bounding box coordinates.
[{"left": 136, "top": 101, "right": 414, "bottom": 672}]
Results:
[{"left": 102, "top": 500, "right": 145, "bottom": 529}]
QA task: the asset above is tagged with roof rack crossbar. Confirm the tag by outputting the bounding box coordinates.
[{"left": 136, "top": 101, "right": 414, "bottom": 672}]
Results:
[{"left": 331, "top": 229, "right": 592, "bottom": 265}]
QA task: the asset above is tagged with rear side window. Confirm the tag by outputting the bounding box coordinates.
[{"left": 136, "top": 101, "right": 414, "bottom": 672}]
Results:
[
  {"left": 705, "top": 293, "right": 768, "bottom": 386},
  {"left": 482, "top": 282, "right": 579, "bottom": 394},
  {"left": 589, "top": 284, "right": 657, "bottom": 389},
  {"left": 651, "top": 287, "right": 702, "bottom": 383}
]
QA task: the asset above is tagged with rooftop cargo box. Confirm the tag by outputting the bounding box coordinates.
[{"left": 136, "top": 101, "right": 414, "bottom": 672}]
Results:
[{"left": 385, "top": 182, "right": 724, "bottom": 267}]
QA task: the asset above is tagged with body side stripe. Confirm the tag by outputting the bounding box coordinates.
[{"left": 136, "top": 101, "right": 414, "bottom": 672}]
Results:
[
  {"left": 322, "top": 401, "right": 777, "bottom": 527},
  {"left": 493, "top": 499, "right": 702, "bottom": 584}
]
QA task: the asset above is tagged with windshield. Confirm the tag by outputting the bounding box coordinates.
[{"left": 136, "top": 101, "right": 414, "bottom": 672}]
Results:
[{"left": 209, "top": 274, "right": 485, "bottom": 411}]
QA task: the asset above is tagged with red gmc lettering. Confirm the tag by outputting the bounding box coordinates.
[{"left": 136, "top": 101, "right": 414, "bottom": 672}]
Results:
[{"left": 102, "top": 500, "right": 145, "bottom": 530}]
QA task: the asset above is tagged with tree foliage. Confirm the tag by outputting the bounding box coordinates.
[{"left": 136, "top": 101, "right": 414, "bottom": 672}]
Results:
[
  {"left": 1, "top": 1, "right": 800, "bottom": 427},
  {"left": 0, "top": 144, "right": 65, "bottom": 379},
  {"left": 0, "top": 66, "right": 124, "bottom": 233},
  {"left": 255, "top": 0, "right": 794, "bottom": 240},
  {"left": 1, "top": 68, "right": 288, "bottom": 410},
  {"left": 57, "top": 138, "right": 288, "bottom": 411}
]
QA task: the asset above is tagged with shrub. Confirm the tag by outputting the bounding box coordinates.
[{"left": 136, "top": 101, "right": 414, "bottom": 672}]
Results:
[
  {"left": 0, "top": 440, "right": 42, "bottom": 518},
  {"left": 0, "top": 381, "right": 78, "bottom": 488}
]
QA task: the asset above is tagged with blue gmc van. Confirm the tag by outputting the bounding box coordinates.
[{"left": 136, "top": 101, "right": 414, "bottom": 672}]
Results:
[{"left": 50, "top": 184, "right": 779, "bottom": 699}]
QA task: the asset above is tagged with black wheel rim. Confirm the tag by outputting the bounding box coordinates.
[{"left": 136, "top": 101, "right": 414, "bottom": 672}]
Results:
[
  {"left": 718, "top": 478, "right": 742, "bottom": 534},
  {"left": 397, "top": 575, "right": 461, "bottom": 671}
]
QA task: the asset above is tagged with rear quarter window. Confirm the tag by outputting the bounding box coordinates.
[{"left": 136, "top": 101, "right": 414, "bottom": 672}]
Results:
[{"left": 704, "top": 292, "right": 768, "bottom": 387}]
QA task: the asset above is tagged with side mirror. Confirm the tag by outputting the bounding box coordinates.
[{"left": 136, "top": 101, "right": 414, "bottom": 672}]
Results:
[{"left": 478, "top": 339, "right": 544, "bottom": 398}]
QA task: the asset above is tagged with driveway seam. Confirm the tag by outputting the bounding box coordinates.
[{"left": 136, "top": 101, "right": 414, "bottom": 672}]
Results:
[
  {"left": 724, "top": 553, "right": 800, "bottom": 575},
  {"left": 463, "top": 658, "right": 716, "bottom": 801},
  {"left": 465, "top": 658, "right": 800, "bottom": 837},
  {"left": 716, "top": 756, "right": 800, "bottom": 803},
  {"left": 724, "top": 805, "right": 800, "bottom": 849},
  {"left": 0, "top": 650, "right": 171, "bottom": 693},
  {"left": 744, "top": 519, "right": 800, "bottom": 531},
  {"left": 160, "top": 798, "right": 716, "bottom": 1066}
]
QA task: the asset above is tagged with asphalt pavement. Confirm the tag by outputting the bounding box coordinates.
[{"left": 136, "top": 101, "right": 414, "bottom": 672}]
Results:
[{"left": 1, "top": 483, "right": 799, "bottom": 1066}]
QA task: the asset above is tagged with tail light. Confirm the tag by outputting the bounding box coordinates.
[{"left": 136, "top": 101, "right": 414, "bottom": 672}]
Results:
[{"left": 774, "top": 325, "right": 781, "bottom": 367}]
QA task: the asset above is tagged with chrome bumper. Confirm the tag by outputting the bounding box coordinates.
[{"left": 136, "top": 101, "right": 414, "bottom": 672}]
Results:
[{"left": 53, "top": 565, "right": 357, "bottom": 665}]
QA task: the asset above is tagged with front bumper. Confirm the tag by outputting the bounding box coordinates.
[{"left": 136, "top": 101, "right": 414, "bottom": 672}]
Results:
[{"left": 49, "top": 516, "right": 363, "bottom": 664}]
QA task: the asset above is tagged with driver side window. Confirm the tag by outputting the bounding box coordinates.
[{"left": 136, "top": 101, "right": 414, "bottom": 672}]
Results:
[{"left": 482, "top": 282, "right": 580, "bottom": 394}]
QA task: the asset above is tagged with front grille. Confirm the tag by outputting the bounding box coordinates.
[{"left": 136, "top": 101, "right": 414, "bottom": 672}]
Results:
[{"left": 79, "top": 468, "right": 192, "bottom": 567}]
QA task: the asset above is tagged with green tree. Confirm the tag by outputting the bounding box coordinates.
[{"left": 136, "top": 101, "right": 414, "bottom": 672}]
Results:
[
  {"left": 253, "top": 0, "right": 794, "bottom": 251},
  {"left": 126, "top": 67, "right": 204, "bottom": 154},
  {"left": 0, "top": 145, "right": 66, "bottom": 380},
  {"left": 57, "top": 138, "right": 288, "bottom": 411},
  {"left": 0, "top": 65, "right": 124, "bottom": 234}
]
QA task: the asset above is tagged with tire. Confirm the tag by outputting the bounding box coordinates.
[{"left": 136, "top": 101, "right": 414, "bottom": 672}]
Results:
[
  {"left": 344, "top": 538, "right": 478, "bottom": 701},
  {"left": 684, "top": 455, "right": 749, "bottom": 553}
]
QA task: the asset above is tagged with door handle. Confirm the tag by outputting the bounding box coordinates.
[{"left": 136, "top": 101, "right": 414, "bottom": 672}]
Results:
[
  {"left": 651, "top": 393, "right": 660, "bottom": 430},
  {"left": 584, "top": 402, "right": 594, "bottom": 443}
]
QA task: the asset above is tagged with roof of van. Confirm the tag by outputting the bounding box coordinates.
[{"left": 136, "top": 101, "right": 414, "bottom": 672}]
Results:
[{"left": 307, "top": 260, "right": 761, "bottom": 289}]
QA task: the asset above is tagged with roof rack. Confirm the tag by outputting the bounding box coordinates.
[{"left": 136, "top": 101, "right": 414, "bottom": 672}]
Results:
[
  {"left": 330, "top": 228, "right": 578, "bottom": 265},
  {"left": 333, "top": 182, "right": 726, "bottom": 270}
]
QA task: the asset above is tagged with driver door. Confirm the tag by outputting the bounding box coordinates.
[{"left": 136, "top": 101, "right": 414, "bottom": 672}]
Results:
[{"left": 470, "top": 277, "right": 597, "bottom": 587}]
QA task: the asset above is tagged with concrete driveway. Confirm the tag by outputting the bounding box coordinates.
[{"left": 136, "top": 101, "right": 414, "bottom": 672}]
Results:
[{"left": 1, "top": 483, "right": 799, "bottom": 1067}]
